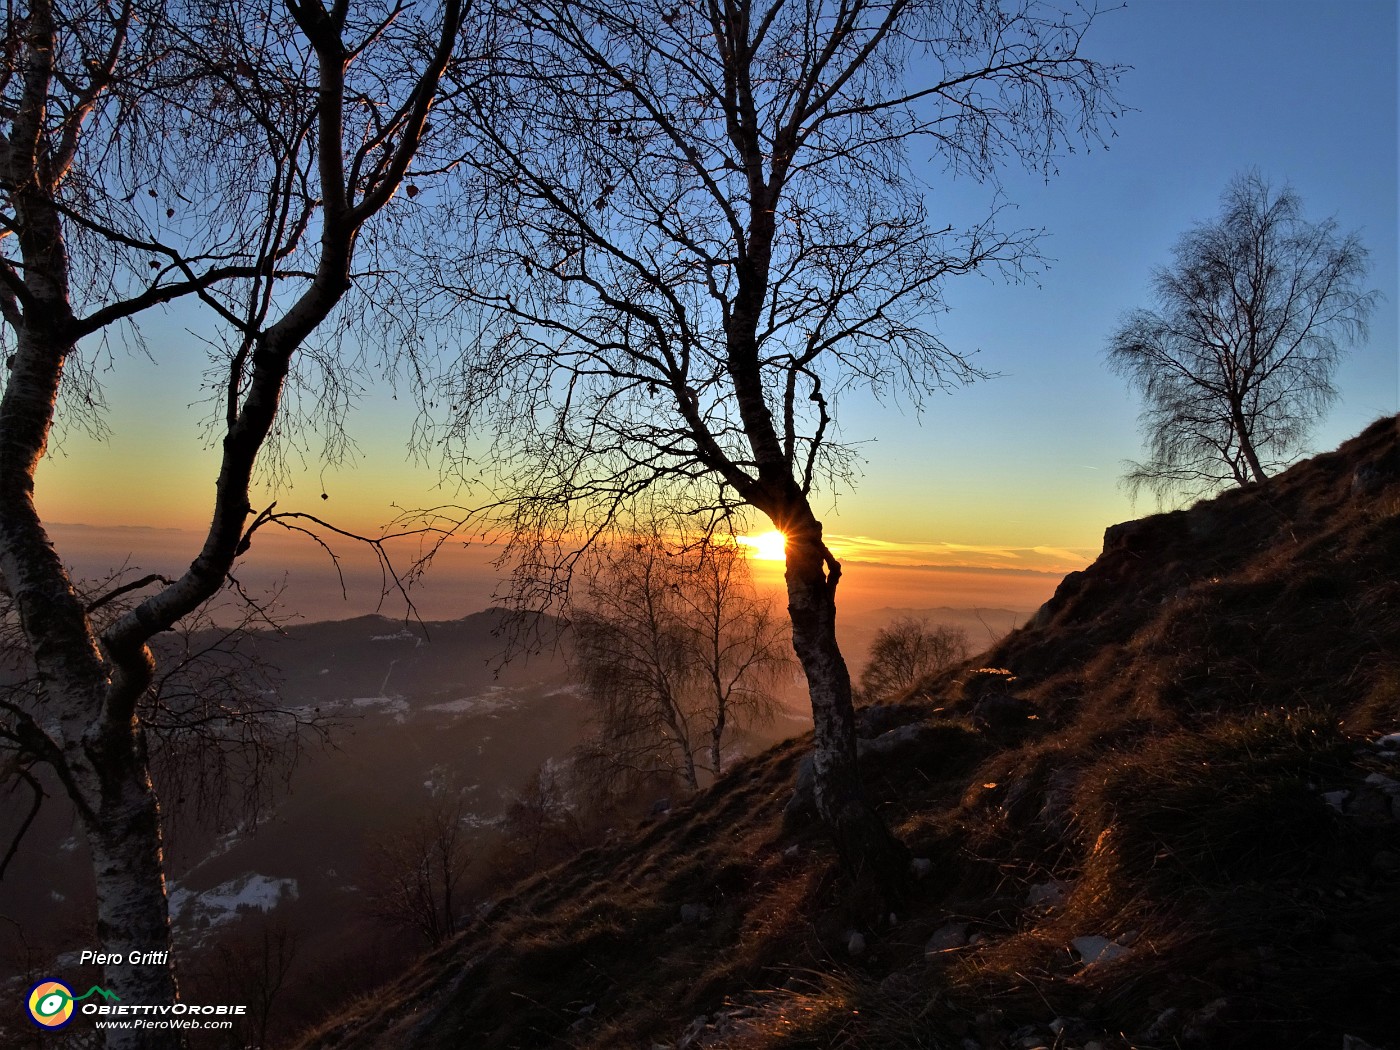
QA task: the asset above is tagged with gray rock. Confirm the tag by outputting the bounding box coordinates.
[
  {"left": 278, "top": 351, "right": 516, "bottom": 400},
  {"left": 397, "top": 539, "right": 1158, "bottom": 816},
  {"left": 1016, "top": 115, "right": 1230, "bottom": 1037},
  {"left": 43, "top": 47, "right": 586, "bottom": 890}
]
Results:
[
  {"left": 925, "top": 922, "right": 969, "bottom": 954},
  {"left": 846, "top": 931, "right": 867, "bottom": 956},
  {"left": 1364, "top": 772, "right": 1400, "bottom": 794},
  {"left": 910, "top": 857, "right": 934, "bottom": 880},
  {"left": 680, "top": 903, "right": 712, "bottom": 925},
  {"left": 1323, "top": 789, "right": 1350, "bottom": 812},
  {"left": 1351, "top": 461, "right": 1395, "bottom": 497},
  {"left": 786, "top": 724, "right": 942, "bottom": 820},
  {"left": 1072, "top": 934, "right": 1131, "bottom": 966},
  {"left": 1026, "top": 880, "right": 1068, "bottom": 908},
  {"left": 971, "top": 691, "right": 1039, "bottom": 738},
  {"left": 1181, "top": 997, "right": 1230, "bottom": 1043},
  {"left": 1143, "top": 1007, "right": 1180, "bottom": 1042},
  {"left": 677, "top": 1015, "right": 709, "bottom": 1049},
  {"left": 857, "top": 703, "right": 907, "bottom": 737},
  {"left": 860, "top": 721, "right": 938, "bottom": 759}
]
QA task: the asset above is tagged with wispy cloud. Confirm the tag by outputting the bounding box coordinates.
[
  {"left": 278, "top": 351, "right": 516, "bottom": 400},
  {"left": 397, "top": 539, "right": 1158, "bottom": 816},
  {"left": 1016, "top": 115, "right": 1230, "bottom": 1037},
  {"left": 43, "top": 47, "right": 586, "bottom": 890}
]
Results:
[{"left": 825, "top": 534, "right": 1095, "bottom": 575}]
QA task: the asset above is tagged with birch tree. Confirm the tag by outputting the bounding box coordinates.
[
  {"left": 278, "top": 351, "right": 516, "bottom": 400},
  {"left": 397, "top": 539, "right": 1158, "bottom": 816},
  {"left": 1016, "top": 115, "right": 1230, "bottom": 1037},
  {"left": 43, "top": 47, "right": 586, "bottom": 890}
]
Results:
[
  {"left": 1108, "top": 171, "right": 1378, "bottom": 501},
  {"left": 858, "top": 617, "right": 969, "bottom": 702},
  {"left": 0, "top": 0, "right": 468, "bottom": 1039},
  {"left": 439, "top": 0, "right": 1121, "bottom": 896},
  {"left": 571, "top": 534, "right": 788, "bottom": 795}
]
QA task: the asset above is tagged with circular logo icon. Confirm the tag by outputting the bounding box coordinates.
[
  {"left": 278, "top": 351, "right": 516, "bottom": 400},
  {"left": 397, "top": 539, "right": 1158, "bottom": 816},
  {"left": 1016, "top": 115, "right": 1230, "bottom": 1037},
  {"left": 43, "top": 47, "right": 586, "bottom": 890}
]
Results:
[{"left": 27, "top": 979, "right": 75, "bottom": 1029}]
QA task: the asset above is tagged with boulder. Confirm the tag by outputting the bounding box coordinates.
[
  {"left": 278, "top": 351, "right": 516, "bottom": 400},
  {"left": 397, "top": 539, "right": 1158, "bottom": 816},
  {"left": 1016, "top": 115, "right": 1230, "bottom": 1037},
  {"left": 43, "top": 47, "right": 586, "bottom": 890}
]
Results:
[{"left": 924, "top": 922, "right": 969, "bottom": 954}]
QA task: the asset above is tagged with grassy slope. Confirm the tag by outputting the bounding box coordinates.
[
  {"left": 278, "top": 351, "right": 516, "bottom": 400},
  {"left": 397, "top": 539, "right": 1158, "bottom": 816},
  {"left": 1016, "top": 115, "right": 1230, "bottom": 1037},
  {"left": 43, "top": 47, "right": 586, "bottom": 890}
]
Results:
[{"left": 300, "top": 416, "right": 1400, "bottom": 1050}]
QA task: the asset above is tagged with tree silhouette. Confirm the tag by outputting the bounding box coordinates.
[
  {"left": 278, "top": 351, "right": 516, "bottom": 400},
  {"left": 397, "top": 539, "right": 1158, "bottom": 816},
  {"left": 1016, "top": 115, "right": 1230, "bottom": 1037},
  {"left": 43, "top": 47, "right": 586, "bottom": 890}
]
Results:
[
  {"left": 438, "top": 0, "right": 1122, "bottom": 898},
  {"left": 366, "top": 793, "right": 474, "bottom": 949},
  {"left": 1108, "top": 170, "right": 1378, "bottom": 502},
  {"left": 858, "top": 617, "right": 969, "bottom": 702},
  {"left": 0, "top": 0, "right": 469, "bottom": 1033},
  {"left": 571, "top": 533, "right": 788, "bottom": 795}
]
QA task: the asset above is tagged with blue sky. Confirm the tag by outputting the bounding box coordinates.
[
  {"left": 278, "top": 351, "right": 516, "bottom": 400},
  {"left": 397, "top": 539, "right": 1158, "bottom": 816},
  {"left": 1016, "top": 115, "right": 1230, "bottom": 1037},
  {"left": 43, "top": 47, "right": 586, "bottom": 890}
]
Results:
[
  {"left": 37, "top": 0, "right": 1399, "bottom": 615},
  {"left": 832, "top": 0, "right": 1398, "bottom": 550}
]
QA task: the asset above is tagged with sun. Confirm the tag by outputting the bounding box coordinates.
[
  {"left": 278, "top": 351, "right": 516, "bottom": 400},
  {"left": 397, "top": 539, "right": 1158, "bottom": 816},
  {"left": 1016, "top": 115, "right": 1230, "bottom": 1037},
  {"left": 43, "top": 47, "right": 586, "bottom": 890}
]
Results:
[{"left": 738, "top": 530, "right": 787, "bottom": 561}]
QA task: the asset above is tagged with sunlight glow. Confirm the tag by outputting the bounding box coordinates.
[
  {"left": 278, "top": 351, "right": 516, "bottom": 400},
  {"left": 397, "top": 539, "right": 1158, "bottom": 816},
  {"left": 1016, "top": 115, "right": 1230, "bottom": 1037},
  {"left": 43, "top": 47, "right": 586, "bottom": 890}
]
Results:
[{"left": 738, "top": 530, "right": 787, "bottom": 561}]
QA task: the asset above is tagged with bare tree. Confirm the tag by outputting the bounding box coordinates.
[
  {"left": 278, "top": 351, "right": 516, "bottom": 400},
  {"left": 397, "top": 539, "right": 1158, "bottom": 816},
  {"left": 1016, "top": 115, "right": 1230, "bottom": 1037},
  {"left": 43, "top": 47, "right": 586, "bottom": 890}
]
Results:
[
  {"left": 492, "top": 762, "right": 586, "bottom": 883},
  {"left": 199, "top": 915, "right": 302, "bottom": 1050},
  {"left": 1108, "top": 170, "right": 1379, "bottom": 502},
  {"left": 0, "top": 0, "right": 469, "bottom": 1034},
  {"left": 437, "top": 0, "right": 1121, "bottom": 894},
  {"left": 571, "top": 532, "right": 788, "bottom": 795},
  {"left": 366, "top": 793, "right": 474, "bottom": 949},
  {"left": 858, "top": 617, "right": 969, "bottom": 702}
]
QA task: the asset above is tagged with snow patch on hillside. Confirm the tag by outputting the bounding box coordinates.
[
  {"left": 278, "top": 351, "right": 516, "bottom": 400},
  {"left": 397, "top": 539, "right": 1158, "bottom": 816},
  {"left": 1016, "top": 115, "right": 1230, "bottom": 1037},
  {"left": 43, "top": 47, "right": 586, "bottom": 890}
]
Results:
[
  {"left": 170, "top": 873, "right": 299, "bottom": 928},
  {"left": 370, "top": 628, "right": 417, "bottom": 642},
  {"left": 425, "top": 686, "right": 524, "bottom": 717}
]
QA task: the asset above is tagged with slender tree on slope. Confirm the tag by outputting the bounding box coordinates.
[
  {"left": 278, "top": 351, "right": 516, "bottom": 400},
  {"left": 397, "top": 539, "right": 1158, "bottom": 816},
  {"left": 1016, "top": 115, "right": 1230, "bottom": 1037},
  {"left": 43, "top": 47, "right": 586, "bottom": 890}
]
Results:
[
  {"left": 572, "top": 533, "right": 788, "bottom": 795},
  {"left": 438, "top": 0, "right": 1122, "bottom": 895},
  {"left": 0, "top": 0, "right": 468, "bottom": 1037},
  {"left": 1108, "top": 170, "right": 1378, "bottom": 502}
]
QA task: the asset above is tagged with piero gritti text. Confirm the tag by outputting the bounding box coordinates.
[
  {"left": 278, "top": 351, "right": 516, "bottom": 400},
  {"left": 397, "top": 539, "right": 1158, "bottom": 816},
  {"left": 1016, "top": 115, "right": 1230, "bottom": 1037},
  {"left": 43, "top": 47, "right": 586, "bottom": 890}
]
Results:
[{"left": 79, "top": 950, "right": 170, "bottom": 966}]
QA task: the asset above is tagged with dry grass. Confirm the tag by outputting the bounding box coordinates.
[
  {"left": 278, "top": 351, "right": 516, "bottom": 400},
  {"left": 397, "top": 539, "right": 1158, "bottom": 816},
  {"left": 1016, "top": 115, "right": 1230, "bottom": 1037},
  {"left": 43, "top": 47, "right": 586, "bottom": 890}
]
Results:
[{"left": 299, "top": 417, "right": 1400, "bottom": 1050}]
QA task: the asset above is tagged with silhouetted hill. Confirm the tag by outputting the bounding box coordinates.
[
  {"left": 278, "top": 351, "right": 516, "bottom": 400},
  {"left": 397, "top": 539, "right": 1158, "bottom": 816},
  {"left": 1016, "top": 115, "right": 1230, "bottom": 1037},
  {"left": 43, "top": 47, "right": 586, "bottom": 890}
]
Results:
[{"left": 299, "top": 417, "right": 1400, "bottom": 1050}]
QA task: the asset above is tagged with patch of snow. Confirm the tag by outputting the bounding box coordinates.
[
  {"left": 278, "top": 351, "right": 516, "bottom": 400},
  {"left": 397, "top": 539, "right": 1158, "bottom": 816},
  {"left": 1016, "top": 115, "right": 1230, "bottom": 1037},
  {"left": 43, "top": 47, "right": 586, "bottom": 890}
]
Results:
[
  {"left": 49, "top": 890, "right": 66, "bottom": 902},
  {"left": 424, "top": 687, "right": 522, "bottom": 717},
  {"left": 319, "top": 668, "right": 330, "bottom": 675},
  {"left": 169, "top": 873, "right": 298, "bottom": 927},
  {"left": 370, "top": 628, "right": 417, "bottom": 642},
  {"left": 348, "top": 695, "right": 410, "bottom": 723},
  {"left": 457, "top": 812, "right": 502, "bottom": 831},
  {"left": 59, "top": 836, "right": 79, "bottom": 852}
]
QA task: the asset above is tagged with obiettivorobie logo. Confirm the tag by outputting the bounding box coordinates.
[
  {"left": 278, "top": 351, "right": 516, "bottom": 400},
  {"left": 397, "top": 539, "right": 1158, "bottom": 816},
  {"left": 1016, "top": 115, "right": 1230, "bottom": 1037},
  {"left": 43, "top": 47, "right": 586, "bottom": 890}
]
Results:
[{"left": 26, "top": 979, "right": 120, "bottom": 1029}]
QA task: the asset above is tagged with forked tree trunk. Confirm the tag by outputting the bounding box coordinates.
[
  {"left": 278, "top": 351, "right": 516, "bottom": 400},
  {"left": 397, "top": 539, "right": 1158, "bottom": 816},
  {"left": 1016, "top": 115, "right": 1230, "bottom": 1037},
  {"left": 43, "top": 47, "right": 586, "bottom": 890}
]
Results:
[
  {"left": 1231, "top": 401, "right": 1269, "bottom": 484},
  {"left": 782, "top": 512, "right": 909, "bottom": 915},
  {"left": 0, "top": 227, "right": 181, "bottom": 1048}
]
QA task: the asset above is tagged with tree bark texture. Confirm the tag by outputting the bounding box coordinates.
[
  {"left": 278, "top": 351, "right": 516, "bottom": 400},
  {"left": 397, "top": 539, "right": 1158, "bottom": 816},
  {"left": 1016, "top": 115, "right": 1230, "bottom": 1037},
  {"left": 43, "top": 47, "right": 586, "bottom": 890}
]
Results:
[
  {"left": 0, "top": 160, "right": 185, "bottom": 1050},
  {"left": 781, "top": 511, "right": 909, "bottom": 915},
  {"left": 0, "top": 3, "right": 463, "bottom": 1044}
]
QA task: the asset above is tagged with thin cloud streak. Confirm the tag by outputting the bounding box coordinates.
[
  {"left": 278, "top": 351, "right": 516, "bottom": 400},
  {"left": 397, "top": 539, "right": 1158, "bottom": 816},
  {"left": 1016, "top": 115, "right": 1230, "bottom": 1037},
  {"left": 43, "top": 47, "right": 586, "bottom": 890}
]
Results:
[{"left": 824, "top": 534, "right": 1096, "bottom": 575}]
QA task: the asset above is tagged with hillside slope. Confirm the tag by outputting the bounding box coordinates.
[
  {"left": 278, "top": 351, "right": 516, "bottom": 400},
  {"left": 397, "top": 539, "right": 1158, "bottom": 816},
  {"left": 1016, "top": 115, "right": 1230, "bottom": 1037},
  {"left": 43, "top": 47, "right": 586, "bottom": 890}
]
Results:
[{"left": 301, "top": 416, "right": 1400, "bottom": 1050}]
